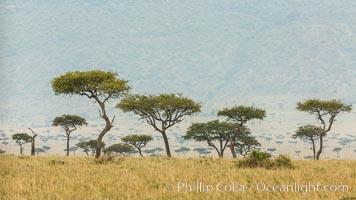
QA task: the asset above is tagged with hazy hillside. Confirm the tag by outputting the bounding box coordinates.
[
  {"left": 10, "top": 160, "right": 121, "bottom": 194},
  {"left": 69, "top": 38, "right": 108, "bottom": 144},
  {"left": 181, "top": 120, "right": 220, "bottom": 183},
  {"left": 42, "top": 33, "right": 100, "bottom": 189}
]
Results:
[{"left": 1, "top": 0, "right": 356, "bottom": 126}]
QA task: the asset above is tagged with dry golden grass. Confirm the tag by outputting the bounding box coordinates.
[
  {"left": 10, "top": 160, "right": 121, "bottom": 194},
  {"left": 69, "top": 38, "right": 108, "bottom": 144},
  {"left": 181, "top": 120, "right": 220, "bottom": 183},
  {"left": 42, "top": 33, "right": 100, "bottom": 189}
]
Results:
[{"left": 0, "top": 155, "right": 355, "bottom": 200}]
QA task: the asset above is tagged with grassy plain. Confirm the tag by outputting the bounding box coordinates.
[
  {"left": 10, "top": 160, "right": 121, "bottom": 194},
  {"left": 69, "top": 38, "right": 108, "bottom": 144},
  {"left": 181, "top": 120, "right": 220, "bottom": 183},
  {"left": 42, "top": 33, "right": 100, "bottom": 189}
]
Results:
[{"left": 0, "top": 155, "right": 355, "bottom": 200}]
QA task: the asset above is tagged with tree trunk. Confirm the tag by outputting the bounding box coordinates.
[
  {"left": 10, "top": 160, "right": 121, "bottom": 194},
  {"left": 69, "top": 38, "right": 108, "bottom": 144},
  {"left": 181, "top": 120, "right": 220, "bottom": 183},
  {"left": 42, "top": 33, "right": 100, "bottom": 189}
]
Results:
[
  {"left": 29, "top": 129, "right": 37, "bottom": 156},
  {"left": 66, "top": 135, "right": 70, "bottom": 156},
  {"left": 316, "top": 135, "right": 323, "bottom": 160},
  {"left": 219, "top": 140, "right": 224, "bottom": 158},
  {"left": 230, "top": 126, "right": 241, "bottom": 159},
  {"left": 139, "top": 149, "right": 143, "bottom": 157},
  {"left": 311, "top": 138, "right": 316, "bottom": 160},
  {"left": 20, "top": 144, "right": 23, "bottom": 155},
  {"left": 211, "top": 145, "right": 221, "bottom": 158},
  {"left": 230, "top": 142, "right": 237, "bottom": 158},
  {"left": 94, "top": 99, "right": 113, "bottom": 159},
  {"left": 95, "top": 134, "right": 105, "bottom": 158},
  {"left": 161, "top": 131, "right": 171, "bottom": 157},
  {"left": 31, "top": 139, "right": 36, "bottom": 156}
]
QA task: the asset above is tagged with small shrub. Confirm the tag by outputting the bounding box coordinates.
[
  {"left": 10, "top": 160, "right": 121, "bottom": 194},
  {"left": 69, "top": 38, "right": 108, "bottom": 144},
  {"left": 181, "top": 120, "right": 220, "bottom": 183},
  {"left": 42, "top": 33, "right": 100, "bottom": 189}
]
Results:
[
  {"left": 236, "top": 151, "right": 293, "bottom": 169},
  {"left": 49, "top": 160, "right": 65, "bottom": 165},
  {"left": 249, "top": 151, "right": 271, "bottom": 160},
  {"left": 274, "top": 154, "right": 293, "bottom": 169}
]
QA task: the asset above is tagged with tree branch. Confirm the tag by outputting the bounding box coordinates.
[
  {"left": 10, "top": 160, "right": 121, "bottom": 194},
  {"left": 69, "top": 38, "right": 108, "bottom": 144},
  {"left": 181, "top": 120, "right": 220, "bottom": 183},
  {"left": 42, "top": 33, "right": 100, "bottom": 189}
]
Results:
[{"left": 110, "top": 115, "right": 115, "bottom": 125}]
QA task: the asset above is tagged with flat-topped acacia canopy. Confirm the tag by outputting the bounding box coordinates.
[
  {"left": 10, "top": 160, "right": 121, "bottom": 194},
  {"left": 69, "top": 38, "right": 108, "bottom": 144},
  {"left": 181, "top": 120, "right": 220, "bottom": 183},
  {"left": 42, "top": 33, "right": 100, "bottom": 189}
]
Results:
[
  {"left": 51, "top": 70, "right": 131, "bottom": 158},
  {"left": 117, "top": 93, "right": 201, "bottom": 157},
  {"left": 52, "top": 70, "right": 130, "bottom": 101}
]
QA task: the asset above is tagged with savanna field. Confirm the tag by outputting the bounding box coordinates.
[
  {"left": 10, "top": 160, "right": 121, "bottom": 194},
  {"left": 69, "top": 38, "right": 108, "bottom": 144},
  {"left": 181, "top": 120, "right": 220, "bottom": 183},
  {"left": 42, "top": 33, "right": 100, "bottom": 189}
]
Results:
[{"left": 0, "top": 156, "right": 355, "bottom": 200}]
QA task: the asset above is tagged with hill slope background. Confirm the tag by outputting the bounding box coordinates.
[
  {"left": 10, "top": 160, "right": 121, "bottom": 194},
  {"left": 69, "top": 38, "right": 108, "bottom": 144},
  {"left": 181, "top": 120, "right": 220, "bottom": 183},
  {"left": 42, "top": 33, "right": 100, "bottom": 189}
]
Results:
[{"left": 0, "top": 1, "right": 356, "bottom": 157}]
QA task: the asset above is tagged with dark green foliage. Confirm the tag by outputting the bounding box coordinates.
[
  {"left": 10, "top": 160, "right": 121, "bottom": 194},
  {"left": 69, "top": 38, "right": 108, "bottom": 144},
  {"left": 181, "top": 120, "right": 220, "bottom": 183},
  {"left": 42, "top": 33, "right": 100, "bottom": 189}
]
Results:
[
  {"left": 49, "top": 159, "right": 65, "bottom": 165},
  {"left": 52, "top": 70, "right": 130, "bottom": 98},
  {"left": 296, "top": 99, "right": 352, "bottom": 115},
  {"left": 52, "top": 115, "right": 87, "bottom": 132},
  {"left": 117, "top": 94, "right": 201, "bottom": 117},
  {"left": 274, "top": 155, "right": 293, "bottom": 169},
  {"left": 12, "top": 133, "right": 32, "bottom": 155},
  {"left": 184, "top": 120, "right": 237, "bottom": 158},
  {"left": 76, "top": 140, "right": 105, "bottom": 156},
  {"left": 12, "top": 133, "right": 32, "bottom": 144},
  {"left": 52, "top": 114, "right": 87, "bottom": 156},
  {"left": 0, "top": 149, "right": 5, "bottom": 154},
  {"left": 293, "top": 125, "right": 325, "bottom": 139},
  {"left": 218, "top": 105, "right": 266, "bottom": 158},
  {"left": 121, "top": 134, "right": 153, "bottom": 157},
  {"left": 52, "top": 70, "right": 131, "bottom": 158},
  {"left": 293, "top": 125, "right": 325, "bottom": 160},
  {"left": 234, "top": 128, "right": 261, "bottom": 157},
  {"left": 105, "top": 143, "right": 134, "bottom": 156},
  {"left": 218, "top": 106, "right": 266, "bottom": 124},
  {"left": 236, "top": 151, "right": 293, "bottom": 169},
  {"left": 250, "top": 150, "right": 271, "bottom": 160},
  {"left": 296, "top": 99, "right": 352, "bottom": 160},
  {"left": 117, "top": 93, "right": 201, "bottom": 157}
]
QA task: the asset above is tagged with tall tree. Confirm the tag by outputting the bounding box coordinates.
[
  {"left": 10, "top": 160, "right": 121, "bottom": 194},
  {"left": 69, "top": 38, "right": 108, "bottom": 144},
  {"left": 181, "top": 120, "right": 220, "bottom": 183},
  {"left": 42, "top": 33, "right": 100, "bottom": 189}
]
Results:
[
  {"left": 233, "top": 127, "right": 261, "bottom": 157},
  {"left": 218, "top": 106, "right": 266, "bottom": 158},
  {"left": 184, "top": 120, "right": 236, "bottom": 158},
  {"left": 52, "top": 70, "right": 130, "bottom": 158},
  {"left": 293, "top": 125, "right": 325, "bottom": 160},
  {"left": 12, "top": 133, "right": 32, "bottom": 155},
  {"left": 28, "top": 128, "right": 38, "bottom": 156},
  {"left": 52, "top": 115, "right": 87, "bottom": 156},
  {"left": 121, "top": 134, "right": 153, "bottom": 157},
  {"left": 117, "top": 93, "right": 201, "bottom": 157},
  {"left": 297, "top": 99, "right": 351, "bottom": 160}
]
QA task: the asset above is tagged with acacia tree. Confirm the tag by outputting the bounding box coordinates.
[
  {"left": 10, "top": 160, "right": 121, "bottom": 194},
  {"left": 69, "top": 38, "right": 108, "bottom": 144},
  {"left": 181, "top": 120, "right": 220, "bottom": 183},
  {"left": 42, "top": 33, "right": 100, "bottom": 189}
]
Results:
[
  {"left": 52, "top": 70, "right": 130, "bottom": 158},
  {"left": 174, "top": 147, "right": 190, "bottom": 157},
  {"left": 233, "top": 127, "right": 261, "bottom": 157},
  {"left": 105, "top": 143, "right": 134, "bottom": 156},
  {"left": 117, "top": 93, "right": 201, "bottom": 157},
  {"left": 184, "top": 120, "right": 236, "bottom": 158},
  {"left": 293, "top": 125, "right": 325, "bottom": 160},
  {"left": 28, "top": 128, "right": 38, "bottom": 156},
  {"left": 52, "top": 115, "right": 87, "bottom": 156},
  {"left": 333, "top": 147, "right": 342, "bottom": 159},
  {"left": 12, "top": 133, "right": 32, "bottom": 155},
  {"left": 76, "top": 140, "right": 106, "bottom": 156},
  {"left": 218, "top": 106, "right": 266, "bottom": 158},
  {"left": 297, "top": 99, "right": 352, "bottom": 160},
  {"left": 121, "top": 134, "right": 153, "bottom": 157}
]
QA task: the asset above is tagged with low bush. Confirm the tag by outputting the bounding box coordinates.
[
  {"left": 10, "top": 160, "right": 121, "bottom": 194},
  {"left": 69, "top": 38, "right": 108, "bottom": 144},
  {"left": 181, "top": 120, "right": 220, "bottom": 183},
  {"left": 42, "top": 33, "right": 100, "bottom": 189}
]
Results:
[
  {"left": 236, "top": 151, "right": 293, "bottom": 169},
  {"left": 49, "top": 159, "right": 65, "bottom": 165}
]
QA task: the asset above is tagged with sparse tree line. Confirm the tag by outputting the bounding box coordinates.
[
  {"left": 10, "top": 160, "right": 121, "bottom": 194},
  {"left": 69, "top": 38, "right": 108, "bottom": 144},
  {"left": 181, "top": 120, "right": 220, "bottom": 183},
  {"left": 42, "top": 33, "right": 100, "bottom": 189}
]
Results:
[{"left": 4, "top": 70, "right": 353, "bottom": 161}]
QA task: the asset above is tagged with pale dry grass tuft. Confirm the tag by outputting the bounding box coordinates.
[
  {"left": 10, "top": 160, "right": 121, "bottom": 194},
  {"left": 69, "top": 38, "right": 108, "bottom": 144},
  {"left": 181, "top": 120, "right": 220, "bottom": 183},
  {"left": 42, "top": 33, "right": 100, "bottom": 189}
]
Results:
[{"left": 0, "top": 155, "right": 355, "bottom": 200}]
